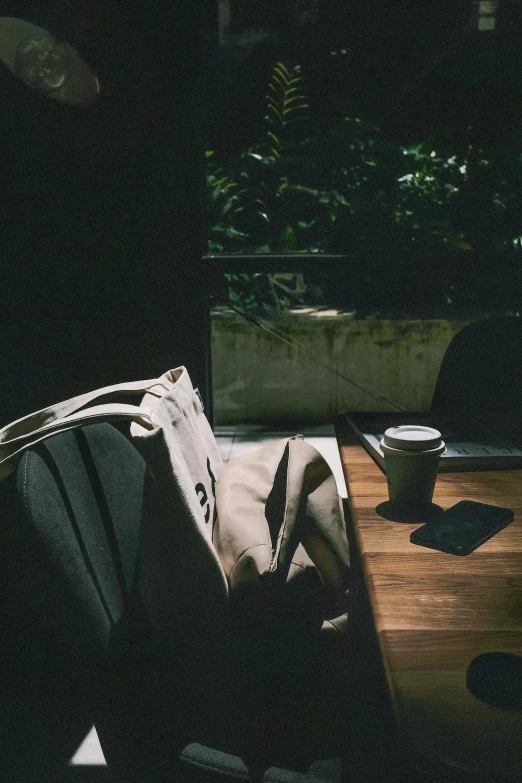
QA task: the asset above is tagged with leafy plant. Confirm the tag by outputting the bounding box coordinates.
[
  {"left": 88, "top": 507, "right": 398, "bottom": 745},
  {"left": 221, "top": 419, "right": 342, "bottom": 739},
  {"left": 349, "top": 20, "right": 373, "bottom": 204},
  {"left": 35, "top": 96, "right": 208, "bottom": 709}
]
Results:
[
  {"left": 265, "top": 62, "right": 309, "bottom": 153},
  {"left": 208, "top": 62, "right": 339, "bottom": 255},
  {"left": 206, "top": 62, "right": 522, "bottom": 316}
]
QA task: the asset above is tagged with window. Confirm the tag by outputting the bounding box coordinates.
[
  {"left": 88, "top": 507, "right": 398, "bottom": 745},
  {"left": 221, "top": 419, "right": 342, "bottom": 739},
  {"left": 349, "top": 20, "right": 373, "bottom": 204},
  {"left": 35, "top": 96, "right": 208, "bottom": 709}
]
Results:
[
  {"left": 477, "top": 1, "right": 498, "bottom": 29},
  {"left": 205, "top": 0, "right": 522, "bottom": 427},
  {"left": 217, "top": 0, "right": 231, "bottom": 44}
]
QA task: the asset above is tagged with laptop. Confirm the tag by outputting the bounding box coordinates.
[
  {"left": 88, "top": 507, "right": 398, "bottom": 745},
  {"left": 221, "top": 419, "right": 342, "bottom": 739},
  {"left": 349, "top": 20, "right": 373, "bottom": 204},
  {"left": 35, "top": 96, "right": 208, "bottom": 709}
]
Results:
[{"left": 343, "top": 411, "right": 522, "bottom": 472}]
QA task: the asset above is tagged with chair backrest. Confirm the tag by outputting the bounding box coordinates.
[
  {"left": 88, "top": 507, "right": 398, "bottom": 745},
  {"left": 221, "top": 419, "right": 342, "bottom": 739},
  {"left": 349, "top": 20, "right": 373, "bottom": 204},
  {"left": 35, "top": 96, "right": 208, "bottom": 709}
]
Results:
[
  {"left": 0, "top": 421, "right": 348, "bottom": 783},
  {"left": 430, "top": 316, "right": 522, "bottom": 414},
  {"left": 0, "top": 423, "right": 147, "bottom": 780}
]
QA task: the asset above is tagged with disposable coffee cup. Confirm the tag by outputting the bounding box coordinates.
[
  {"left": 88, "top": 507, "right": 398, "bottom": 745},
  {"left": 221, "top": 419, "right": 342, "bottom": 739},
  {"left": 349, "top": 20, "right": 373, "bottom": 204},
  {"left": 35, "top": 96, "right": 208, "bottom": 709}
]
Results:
[{"left": 380, "top": 425, "right": 445, "bottom": 507}]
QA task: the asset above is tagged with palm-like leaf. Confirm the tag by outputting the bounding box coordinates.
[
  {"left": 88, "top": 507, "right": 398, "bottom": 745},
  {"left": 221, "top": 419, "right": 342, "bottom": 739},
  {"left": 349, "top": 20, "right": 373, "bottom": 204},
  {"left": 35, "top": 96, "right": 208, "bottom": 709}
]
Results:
[{"left": 265, "top": 62, "right": 309, "bottom": 137}]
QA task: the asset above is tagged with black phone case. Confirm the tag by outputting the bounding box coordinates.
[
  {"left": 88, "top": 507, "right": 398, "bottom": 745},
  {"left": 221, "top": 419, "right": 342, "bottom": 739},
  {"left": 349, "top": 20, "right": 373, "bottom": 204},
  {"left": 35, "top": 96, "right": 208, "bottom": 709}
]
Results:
[{"left": 410, "top": 500, "right": 514, "bottom": 556}]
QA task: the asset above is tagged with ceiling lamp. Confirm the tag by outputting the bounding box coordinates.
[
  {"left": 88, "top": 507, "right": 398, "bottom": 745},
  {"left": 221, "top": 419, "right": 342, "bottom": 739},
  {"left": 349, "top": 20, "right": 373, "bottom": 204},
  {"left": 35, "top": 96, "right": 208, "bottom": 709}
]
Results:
[{"left": 0, "top": 16, "right": 99, "bottom": 105}]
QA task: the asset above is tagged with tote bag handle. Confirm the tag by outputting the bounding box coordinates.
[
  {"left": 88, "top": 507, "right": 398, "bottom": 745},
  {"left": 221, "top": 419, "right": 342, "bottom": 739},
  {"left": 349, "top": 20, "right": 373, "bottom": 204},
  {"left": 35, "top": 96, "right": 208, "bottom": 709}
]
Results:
[{"left": 0, "top": 374, "right": 166, "bottom": 479}]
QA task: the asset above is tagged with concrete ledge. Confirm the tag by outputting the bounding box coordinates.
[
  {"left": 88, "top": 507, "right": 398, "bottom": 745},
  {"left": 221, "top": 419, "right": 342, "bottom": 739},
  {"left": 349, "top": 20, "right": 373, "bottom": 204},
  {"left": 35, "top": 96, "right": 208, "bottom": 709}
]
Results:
[{"left": 211, "top": 310, "right": 472, "bottom": 426}]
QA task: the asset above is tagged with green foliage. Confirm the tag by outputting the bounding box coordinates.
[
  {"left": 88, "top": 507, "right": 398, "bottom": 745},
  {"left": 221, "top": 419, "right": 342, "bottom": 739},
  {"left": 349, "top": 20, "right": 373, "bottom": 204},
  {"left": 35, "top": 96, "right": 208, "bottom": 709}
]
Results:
[
  {"left": 207, "top": 62, "right": 522, "bottom": 316},
  {"left": 207, "top": 63, "right": 316, "bottom": 255},
  {"left": 265, "top": 62, "right": 309, "bottom": 144}
]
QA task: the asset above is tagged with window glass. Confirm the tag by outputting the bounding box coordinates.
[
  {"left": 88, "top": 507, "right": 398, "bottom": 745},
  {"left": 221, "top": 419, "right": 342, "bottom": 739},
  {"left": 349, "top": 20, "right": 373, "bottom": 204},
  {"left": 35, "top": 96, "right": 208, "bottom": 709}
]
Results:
[{"left": 205, "top": 1, "right": 522, "bottom": 427}]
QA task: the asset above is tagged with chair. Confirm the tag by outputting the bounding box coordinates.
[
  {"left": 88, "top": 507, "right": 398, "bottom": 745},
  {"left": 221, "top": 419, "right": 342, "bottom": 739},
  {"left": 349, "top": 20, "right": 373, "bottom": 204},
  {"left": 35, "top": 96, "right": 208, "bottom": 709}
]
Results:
[
  {"left": 430, "top": 316, "right": 522, "bottom": 414},
  {"left": 0, "top": 422, "right": 350, "bottom": 783}
]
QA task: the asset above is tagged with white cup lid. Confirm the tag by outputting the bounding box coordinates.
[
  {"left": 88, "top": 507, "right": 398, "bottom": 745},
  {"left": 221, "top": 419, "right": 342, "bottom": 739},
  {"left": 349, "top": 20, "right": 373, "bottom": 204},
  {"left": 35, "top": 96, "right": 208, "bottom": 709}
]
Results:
[{"left": 383, "top": 425, "right": 442, "bottom": 451}]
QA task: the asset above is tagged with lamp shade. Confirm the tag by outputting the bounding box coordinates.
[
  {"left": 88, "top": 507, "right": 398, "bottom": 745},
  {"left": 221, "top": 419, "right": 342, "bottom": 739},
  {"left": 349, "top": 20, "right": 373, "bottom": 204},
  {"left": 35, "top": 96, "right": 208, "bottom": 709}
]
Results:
[{"left": 0, "top": 16, "right": 99, "bottom": 105}]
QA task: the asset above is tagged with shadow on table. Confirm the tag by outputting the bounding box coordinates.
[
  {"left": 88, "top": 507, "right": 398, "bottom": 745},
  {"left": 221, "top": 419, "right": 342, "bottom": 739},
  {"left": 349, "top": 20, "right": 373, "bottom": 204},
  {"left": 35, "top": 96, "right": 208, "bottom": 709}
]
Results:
[{"left": 342, "top": 501, "right": 406, "bottom": 783}]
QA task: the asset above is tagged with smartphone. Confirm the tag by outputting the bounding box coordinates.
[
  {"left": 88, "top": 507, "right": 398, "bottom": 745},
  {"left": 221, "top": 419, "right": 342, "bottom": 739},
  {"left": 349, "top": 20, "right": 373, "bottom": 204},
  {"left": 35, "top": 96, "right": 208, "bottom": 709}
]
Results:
[{"left": 410, "top": 500, "right": 514, "bottom": 556}]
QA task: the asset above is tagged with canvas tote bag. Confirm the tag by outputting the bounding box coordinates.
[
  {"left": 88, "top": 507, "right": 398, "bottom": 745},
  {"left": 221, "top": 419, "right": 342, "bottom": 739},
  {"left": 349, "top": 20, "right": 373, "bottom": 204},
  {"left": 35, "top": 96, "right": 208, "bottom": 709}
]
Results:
[
  {"left": 0, "top": 366, "right": 229, "bottom": 633},
  {"left": 213, "top": 436, "right": 350, "bottom": 634}
]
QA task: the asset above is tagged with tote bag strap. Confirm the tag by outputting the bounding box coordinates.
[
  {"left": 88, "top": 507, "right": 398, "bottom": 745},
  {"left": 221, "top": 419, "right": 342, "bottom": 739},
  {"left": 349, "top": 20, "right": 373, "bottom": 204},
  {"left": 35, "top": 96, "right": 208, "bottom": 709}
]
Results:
[
  {"left": 0, "top": 403, "right": 154, "bottom": 480},
  {"left": 0, "top": 374, "right": 165, "bottom": 480},
  {"left": 1, "top": 375, "right": 167, "bottom": 439}
]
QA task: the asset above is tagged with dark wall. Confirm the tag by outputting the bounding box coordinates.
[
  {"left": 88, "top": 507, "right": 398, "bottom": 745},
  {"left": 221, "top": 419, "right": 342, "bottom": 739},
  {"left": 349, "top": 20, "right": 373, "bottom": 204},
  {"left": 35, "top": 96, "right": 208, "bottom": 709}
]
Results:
[{"left": 0, "top": 1, "right": 216, "bottom": 424}]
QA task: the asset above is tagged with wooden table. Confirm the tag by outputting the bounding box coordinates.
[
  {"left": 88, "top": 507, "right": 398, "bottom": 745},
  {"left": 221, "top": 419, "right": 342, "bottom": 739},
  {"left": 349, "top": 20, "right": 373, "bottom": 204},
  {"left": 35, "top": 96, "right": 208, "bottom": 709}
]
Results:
[{"left": 335, "top": 415, "right": 522, "bottom": 783}]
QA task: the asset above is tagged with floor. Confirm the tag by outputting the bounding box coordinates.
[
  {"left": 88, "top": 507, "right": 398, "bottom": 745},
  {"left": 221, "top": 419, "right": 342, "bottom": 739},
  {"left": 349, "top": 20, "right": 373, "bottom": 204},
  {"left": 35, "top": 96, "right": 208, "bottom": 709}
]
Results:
[{"left": 69, "top": 425, "right": 346, "bottom": 770}]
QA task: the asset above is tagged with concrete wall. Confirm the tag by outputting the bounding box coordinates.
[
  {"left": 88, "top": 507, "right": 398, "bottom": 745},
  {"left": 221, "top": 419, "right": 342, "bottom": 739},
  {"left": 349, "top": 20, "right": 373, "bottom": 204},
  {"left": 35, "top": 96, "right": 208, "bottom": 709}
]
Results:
[{"left": 211, "top": 311, "right": 472, "bottom": 426}]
